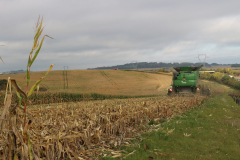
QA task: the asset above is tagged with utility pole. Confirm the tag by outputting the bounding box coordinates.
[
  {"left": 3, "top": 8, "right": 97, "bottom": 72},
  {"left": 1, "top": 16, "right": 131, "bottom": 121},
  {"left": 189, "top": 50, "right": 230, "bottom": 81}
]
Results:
[
  {"left": 196, "top": 54, "right": 209, "bottom": 68},
  {"left": 132, "top": 61, "right": 138, "bottom": 70},
  {"left": 63, "top": 66, "right": 69, "bottom": 89}
]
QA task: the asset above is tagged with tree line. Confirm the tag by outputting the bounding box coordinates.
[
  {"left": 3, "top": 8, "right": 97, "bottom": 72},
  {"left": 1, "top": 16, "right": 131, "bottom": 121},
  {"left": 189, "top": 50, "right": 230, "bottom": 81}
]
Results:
[{"left": 90, "top": 62, "right": 231, "bottom": 70}]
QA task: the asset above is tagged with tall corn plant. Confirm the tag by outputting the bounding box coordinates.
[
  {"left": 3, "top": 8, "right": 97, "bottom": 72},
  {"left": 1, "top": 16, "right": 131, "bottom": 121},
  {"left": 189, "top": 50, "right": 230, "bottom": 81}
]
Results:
[
  {"left": 24, "top": 16, "right": 54, "bottom": 126},
  {"left": 0, "top": 16, "right": 54, "bottom": 158},
  {"left": 10, "top": 15, "right": 54, "bottom": 140}
]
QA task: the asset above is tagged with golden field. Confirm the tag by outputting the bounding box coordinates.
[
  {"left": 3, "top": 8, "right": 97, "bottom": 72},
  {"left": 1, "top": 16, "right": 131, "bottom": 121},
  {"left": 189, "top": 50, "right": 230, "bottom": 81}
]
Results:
[
  {"left": 0, "top": 70, "right": 172, "bottom": 96},
  {"left": 0, "top": 70, "right": 225, "bottom": 159}
]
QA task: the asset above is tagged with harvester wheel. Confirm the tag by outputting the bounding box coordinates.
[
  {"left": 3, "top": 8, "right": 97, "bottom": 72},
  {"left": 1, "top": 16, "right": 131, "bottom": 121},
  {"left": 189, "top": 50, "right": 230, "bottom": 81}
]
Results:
[
  {"left": 168, "top": 90, "right": 172, "bottom": 96},
  {"left": 168, "top": 89, "right": 177, "bottom": 96}
]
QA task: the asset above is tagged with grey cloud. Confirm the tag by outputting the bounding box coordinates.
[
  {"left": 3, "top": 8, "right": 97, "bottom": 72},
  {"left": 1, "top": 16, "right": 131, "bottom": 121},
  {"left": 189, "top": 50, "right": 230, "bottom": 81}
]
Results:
[{"left": 1, "top": 0, "right": 240, "bottom": 72}]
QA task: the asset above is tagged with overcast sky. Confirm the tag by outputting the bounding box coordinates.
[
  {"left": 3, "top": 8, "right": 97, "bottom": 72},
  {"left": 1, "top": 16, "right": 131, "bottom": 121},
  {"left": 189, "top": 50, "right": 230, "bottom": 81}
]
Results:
[{"left": 1, "top": 0, "right": 240, "bottom": 72}]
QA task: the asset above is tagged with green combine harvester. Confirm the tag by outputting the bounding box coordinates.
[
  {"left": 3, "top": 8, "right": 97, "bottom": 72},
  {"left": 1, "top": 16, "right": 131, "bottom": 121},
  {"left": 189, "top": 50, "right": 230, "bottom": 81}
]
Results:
[{"left": 168, "top": 64, "right": 210, "bottom": 96}]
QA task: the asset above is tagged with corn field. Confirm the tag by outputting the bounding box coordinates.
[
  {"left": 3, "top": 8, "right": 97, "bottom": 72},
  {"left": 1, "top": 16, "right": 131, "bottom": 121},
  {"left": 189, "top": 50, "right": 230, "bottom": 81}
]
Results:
[
  {"left": 0, "top": 91, "right": 161, "bottom": 107},
  {"left": 0, "top": 95, "right": 208, "bottom": 159}
]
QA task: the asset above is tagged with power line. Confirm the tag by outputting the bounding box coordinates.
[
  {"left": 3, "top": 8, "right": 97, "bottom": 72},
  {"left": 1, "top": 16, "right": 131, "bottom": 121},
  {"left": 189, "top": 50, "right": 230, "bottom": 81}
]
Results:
[
  {"left": 63, "top": 66, "right": 69, "bottom": 89},
  {"left": 131, "top": 61, "right": 138, "bottom": 70},
  {"left": 196, "top": 54, "right": 209, "bottom": 68}
]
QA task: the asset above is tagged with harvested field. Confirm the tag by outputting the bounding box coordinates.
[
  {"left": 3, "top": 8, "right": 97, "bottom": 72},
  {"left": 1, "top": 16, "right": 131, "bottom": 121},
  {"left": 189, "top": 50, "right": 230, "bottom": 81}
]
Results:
[
  {"left": 0, "top": 70, "right": 172, "bottom": 96},
  {"left": 0, "top": 95, "right": 207, "bottom": 159}
]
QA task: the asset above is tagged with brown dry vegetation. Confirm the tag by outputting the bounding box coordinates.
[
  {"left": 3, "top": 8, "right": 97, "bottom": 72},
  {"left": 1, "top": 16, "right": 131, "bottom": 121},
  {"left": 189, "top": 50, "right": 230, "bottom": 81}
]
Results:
[
  {"left": 0, "top": 70, "right": 172, "bottom": 96},
  {"left": 2, "top": 67, "right": 223, "bottom": 159},
  {"left": 0, "top": 94, "right": 207, "bottom": 159}
]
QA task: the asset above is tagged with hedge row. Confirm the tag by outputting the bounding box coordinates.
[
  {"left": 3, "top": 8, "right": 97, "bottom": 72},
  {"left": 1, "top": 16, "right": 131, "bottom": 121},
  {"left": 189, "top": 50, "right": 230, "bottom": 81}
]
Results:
[{"left": 200, "top": 72, "right": 240, "bottom": 90}]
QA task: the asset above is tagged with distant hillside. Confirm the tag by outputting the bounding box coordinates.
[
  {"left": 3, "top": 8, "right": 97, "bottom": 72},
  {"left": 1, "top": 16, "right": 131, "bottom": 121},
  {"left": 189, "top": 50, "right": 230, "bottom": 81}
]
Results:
[
  {"left": 90, "top": 62, "right": 228, "bottom": 70},
  {"left": 0, "top": 69, "right": 34, "bottom": 75},
  {"left": 0, "top": 70, "right": 172, "bottom": 96}
]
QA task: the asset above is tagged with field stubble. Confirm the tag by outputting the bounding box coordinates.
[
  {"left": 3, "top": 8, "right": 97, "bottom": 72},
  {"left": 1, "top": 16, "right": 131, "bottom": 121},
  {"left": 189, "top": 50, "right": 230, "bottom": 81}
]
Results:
[
  {"left": 0, "top": 94, "right": 208, "bottom": 159},
  {"left": 0, "top": 69, "right": 225, "bottom": 159}
]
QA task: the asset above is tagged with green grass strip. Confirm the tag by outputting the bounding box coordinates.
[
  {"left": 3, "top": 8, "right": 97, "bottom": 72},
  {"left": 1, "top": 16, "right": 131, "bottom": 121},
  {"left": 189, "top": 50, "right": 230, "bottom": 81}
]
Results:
[{"left": 101, "top": 94, "right": 240, "bottom": 160}]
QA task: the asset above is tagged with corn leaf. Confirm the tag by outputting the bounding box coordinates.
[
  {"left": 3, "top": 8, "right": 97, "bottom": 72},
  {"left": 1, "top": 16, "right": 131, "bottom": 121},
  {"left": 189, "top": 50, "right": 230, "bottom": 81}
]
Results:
[
  {"left": 0, "top": 56, "right": 4, "bottom": 64},
  {"left": 10, "top": 79, "right": 27, "bottom": 99},
  {"left": 28, "top": 135, "right": 33, "bottom": 160},
  {"left": 27, "top": 54, "right": 32, "bottom": 67},
  {"left": 0, "top": 93, "right": 12, "bottom": 129},
  {"left": 29, "top": 36, "right": 45, "bottom": 67},
  {"left": 28, "top": 64, "right": 54, "bottom": 97},
  {"left": 37, "top": 84, "right": 39, "bottom": 94},
  {"left": 32, "top": 41, "right": 39, "bottom": 50},
  {"left": 16, "top": 91, "right": 23, "bottom": 108},
  {"left": 26, "top": 71, "right": 30, "bottom": 86},
  {"left": 8, "top": 77, "right": 11, "bottom": 93},
  {"left": 4, "top": 77, "right": 10, "bottom": 105},
  {"left": 34, "top": 17, "right": 42, "bottom": 39},
  {"left": 13, "top": 154, "right": 19, "bottom": 160},
  {"left": 29, "top": 35, "right": 53, "bottom": 67},
  {"left": 12, "top": 124, "right": 29, "bottom": 158},
  {"left": 33, "top": 15, "right": 40, "bottom": 38},
  {"left": 27, "top": 55, "right": 31, "bottom": 85},
  {"left": 33, "top": 17, "right": 43, "bottom": 48},
  {"left": 29, "top": 50, "right": 34, "bottom": 59},
  {"left": 18, "top": 104, "right": 24, "bottom": 112},
  {"left": 37, "top": 26, "right": 45, "bottom": 42}
]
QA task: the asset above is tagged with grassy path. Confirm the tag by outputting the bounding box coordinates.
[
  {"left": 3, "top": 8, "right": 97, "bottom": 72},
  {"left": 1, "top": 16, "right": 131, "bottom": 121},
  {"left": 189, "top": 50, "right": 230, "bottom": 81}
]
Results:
[{"left": 101, "top": 93, "right": 240, "bottom": 160}]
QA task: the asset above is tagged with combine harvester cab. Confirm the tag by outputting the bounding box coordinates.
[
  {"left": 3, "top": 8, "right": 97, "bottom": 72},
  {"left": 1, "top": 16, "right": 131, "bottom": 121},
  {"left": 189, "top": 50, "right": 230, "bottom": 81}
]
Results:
[{"left": 168, "top": 64, "right": 208, "bottom": 96}]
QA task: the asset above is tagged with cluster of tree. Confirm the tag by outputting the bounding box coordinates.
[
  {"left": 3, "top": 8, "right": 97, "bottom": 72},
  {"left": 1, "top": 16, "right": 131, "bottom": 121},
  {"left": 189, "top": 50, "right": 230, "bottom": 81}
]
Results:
[
  {"left": 214, "top": 68, "right": 235, "bottom": 75},
  {"left": 1, "top": 69, "right": 34, "bottom": 75},
  {"left": 91, "top": 62, "right": 216, "bottom": 70},
  {"left": 200, "top": 72, "right": 240, "bottom": 90},
  {"left": 156, "top": 68, "right": 173, "bottom": 73},
  {"left": 231, "top": 64, "right": 240, "bottom": 67}
]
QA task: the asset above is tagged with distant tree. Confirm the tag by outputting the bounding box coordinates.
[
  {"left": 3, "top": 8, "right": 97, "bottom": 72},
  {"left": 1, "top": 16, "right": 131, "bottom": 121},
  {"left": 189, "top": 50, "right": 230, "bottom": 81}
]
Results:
[
  {"left": 158, "top": 68, "right": 164, "bottom": 72},
  {"left": 227, "top": 68, "right": 234, "bottom": 75},
  {"left": 211, "top": 63, "right": 218, "bottom": 66},
  {"left": 223, "top": 68, "right": 227, "bottom": 73},
  {"left": 216, "top": 68, "right": 222, "bottom": 72},
  {"left": 231, "top": 64, "right": 240, "bottom": 67}
]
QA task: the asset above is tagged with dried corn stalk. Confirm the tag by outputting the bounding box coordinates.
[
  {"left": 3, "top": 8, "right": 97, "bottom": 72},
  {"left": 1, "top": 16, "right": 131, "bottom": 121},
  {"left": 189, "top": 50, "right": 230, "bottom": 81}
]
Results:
[{"left": 0, "top": 94, "right": 208, "bottom": 159}]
